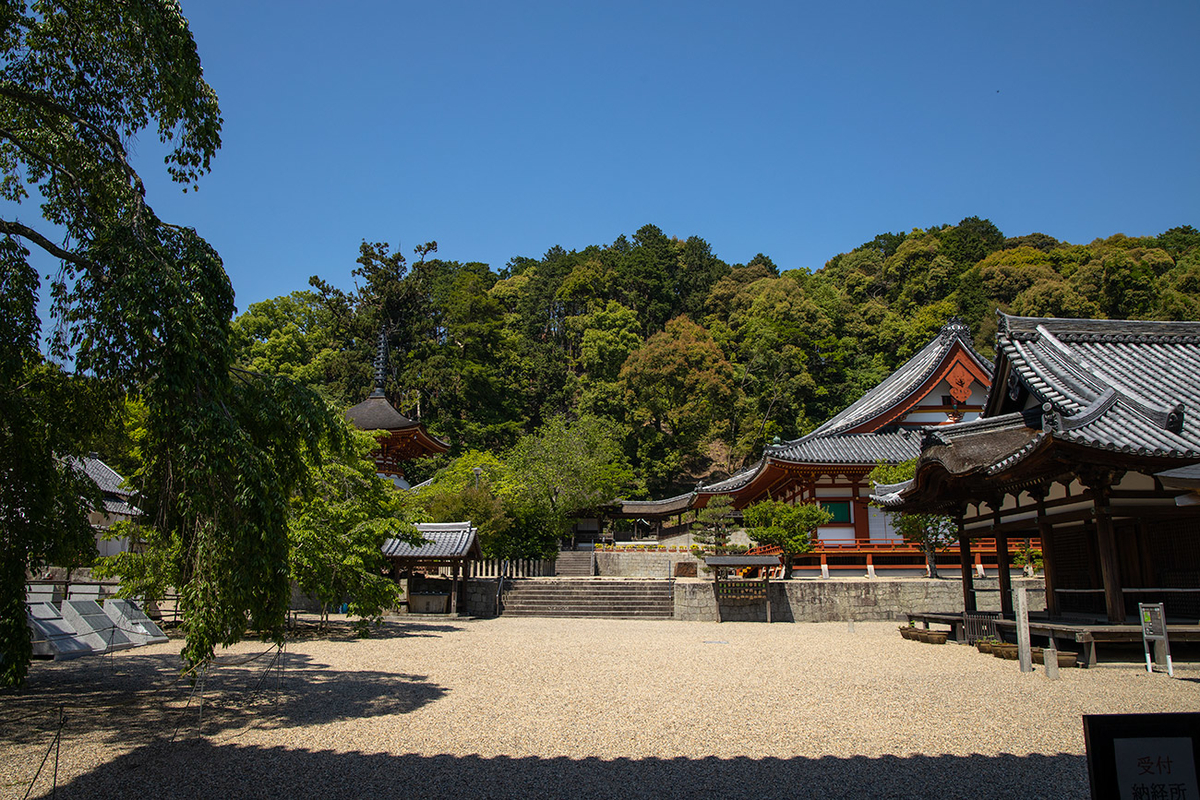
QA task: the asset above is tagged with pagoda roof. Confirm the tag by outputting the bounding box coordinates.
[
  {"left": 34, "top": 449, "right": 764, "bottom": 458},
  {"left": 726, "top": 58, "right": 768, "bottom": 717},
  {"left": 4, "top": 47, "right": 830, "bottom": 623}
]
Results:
[
  {"left": 344, "top": 391, "right": 450, "bottom": 455},
  {"left": 346, "top": 391, "right": 421, "bottom": 432}
]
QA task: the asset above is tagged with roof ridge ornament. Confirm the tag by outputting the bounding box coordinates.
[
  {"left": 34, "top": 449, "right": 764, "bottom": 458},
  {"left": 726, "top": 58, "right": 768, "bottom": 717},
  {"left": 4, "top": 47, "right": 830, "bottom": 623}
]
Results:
[{"left": 940, "top": 316, "right": 971, "bottom": 341}]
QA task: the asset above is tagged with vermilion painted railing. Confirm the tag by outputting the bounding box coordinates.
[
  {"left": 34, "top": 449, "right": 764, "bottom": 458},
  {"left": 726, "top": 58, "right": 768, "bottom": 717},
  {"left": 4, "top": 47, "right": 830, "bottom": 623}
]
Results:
[{"left": 747, "top": 538, "right": 1041, "bottom": 557}]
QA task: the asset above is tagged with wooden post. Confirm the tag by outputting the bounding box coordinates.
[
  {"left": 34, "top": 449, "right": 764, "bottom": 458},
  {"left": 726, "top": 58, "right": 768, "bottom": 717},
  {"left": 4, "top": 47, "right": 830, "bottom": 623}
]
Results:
[
  {"left": 1092, "top": 487, "right": 1126, "bottom": 623},
  {"left": 957, "top": 514, "right": 976, "bottom": 613},
  {"left": 450, "top": 564, "right": 459, "bottom": 616},
  {"left": 1016, "top": 587, "right": 1033, "bottom": 673},
  {"left": 1032, "top": 485, "right": 1058, "bottom": 618},
  {"left": 992, "top": 498, "right": 1013, "bottom": 617}
]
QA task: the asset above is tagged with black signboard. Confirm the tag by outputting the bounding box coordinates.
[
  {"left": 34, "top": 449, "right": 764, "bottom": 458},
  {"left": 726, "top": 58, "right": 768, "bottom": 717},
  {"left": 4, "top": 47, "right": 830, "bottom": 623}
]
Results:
[{"left": 1085, "top": 714, "right": 1200, "bottom": 800}]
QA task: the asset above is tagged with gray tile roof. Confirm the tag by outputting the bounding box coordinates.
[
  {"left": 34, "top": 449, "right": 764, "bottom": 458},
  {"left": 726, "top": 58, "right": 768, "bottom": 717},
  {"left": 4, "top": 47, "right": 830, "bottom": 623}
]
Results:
[
  {"left": 805, "top": 318, "right": 990, "bottom": 439},
  {"left": 770, "top": 429, "right": 925, "bottom": 464},
  {"left": 67, "top": 455, "right": 140, "bottom": 518},
  {"left": 382, "top": 522, "right": 479, "bottom": 560},
  {"left": 345, "top": 392, "right": 422, "bottom": 432},
  {"left": 69, "top": 455, "right": 128, "bottom": 496},
  {"left": 996, "top": 314, "right": 1200, "bottom": 459},
  {"left": 1157, "top": 463, "right": 1200, "bottom": 490},
  {"left": 700, "top": 430, "right": 926, "bottom": 495},
  {"left": 877, "top": 315, "right": 1200, "bottom": 511},
  {"left": 699, "top": 321, "right": 987, "bottom": 498}
]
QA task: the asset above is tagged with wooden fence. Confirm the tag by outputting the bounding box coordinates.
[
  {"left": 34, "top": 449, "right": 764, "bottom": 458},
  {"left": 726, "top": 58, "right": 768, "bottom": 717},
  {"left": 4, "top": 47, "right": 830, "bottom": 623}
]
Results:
[{"left": 466, "top": 558, "right": 555, "bottom": 578}]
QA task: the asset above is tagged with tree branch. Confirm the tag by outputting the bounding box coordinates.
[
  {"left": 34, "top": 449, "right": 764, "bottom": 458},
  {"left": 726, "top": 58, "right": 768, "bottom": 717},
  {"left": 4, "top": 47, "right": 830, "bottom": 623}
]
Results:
[{"left": 0, "top": 218, "right": 94, "bottom": 269}]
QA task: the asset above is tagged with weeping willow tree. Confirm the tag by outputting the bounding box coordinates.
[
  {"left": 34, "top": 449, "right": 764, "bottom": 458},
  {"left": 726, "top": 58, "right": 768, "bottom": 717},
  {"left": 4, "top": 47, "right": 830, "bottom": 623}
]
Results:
[{"left": 0, "top": 0, "right": 341, "bottom": 686}]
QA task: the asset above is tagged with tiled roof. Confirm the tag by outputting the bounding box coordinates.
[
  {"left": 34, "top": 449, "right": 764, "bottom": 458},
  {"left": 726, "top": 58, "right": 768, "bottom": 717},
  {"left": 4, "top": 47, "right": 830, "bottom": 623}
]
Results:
[
  {"left": 382, "top": 522, "right": 479, "bottom": 560},
  {"left": 770, "top": 429, "right": 925, "bottom": 464},
  {"left": 699, "top": 430, "right": 926, "bottom": 496},
  {"left": 804, "top": 318, "right": 989, "bottom": 439},
  {"left": 67, "top": 455, "right": 140, "bottom": 518},
  {"left": 996, "top": 314, "right": 1200, "bottom": 459},
  {"left": 68, "top": 455, "right": 129, "bottom": 497},
  {"left": 1157, "top": 463, "right": 1200, "bottom": 490},
  {"left": 345, "top": 392, "right": 421, "bottom": 432}
]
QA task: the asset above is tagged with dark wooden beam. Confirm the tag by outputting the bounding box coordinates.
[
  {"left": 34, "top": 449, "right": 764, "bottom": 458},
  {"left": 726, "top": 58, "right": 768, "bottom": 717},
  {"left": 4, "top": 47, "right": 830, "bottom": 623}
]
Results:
[
  {"left": 991, "top": 499, "right": 1013, "bottom": 617},
  {"left": 957, "top": 513, "right": 976, "bottom": 613},
  {"left": 1031, "top": 485, "right": 1058, "bottom": 619}
]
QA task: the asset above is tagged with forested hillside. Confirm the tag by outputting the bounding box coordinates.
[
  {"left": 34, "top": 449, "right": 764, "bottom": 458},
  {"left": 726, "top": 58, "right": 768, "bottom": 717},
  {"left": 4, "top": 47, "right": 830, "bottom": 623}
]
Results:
[{"left": 232, "top": 219, "right": 1200, "bottom": 498}]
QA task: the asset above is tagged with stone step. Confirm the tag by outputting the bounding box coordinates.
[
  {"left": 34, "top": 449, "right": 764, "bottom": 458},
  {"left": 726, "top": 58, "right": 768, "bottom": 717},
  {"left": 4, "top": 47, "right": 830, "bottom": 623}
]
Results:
[
  {"left": 501, "top": 577, "right": 674, "bottom": 619},
  {"left": 552, "top": 552, "right": 595, "bottom": 577},
  {"left": 501, "top": 614, "right": 681, "bottom": 618}
]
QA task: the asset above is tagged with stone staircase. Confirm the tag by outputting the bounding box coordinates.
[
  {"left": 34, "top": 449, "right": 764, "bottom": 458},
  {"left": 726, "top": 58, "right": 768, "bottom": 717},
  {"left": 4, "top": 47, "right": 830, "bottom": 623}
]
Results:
[
  {"left": 500, "top": 578, "right": 674, "bottom": 619},
  {"left": 553, "top": 550, "right": 595, "bottom": 577}
]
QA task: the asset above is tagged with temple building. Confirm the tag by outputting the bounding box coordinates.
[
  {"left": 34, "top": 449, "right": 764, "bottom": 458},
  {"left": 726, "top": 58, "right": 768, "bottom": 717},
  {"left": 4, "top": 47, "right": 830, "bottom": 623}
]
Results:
[
  {"left": 610, "top": 318, "right": 994, "bottom": 549},
  {"left": 345, "top": 333, "right": 449, "bottom": 488},
  {"left": 874, "top": 313, "right": 1200, "bottom": 623}
]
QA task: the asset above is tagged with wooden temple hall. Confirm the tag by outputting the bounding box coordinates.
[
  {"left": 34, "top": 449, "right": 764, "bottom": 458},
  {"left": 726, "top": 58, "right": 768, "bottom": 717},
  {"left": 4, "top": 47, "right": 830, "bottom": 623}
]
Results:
[
  {"left": 874, "top": 314, "right": 1200, "bottom": 625},
  {"left": 601, "top": 318, "right": 1021, "bottom": 572}
]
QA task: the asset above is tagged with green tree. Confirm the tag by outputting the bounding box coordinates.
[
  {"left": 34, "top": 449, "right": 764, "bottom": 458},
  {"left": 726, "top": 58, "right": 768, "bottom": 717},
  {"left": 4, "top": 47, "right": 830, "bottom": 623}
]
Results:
[
  {"left": 289, "top": 428, "right": 423, "bottom": 631},
  {"left": 742, "top": 499, "right": 832, "bottom": 579},
  {"left": 690, "top": 495, "right": 738, "bottom": 563},
  {"left": 0, "top": 1, "right": 342, "bottom": 683},
  {"left": 505, "top": 415, "right": 634, "bottom": 553},
  {"left": 868, "top": 461, "right": 956, "bottom": 577},
  {"left": 418, "top": 450, "right": 514, "bottom": 557},
  {"left": 620, "top": 316, "right": 736, "bottom": 493}
]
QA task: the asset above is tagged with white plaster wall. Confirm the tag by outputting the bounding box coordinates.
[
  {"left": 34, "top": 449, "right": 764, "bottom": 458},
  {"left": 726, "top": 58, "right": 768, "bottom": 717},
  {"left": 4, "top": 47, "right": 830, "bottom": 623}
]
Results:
[{"left": 868, "top": 506, "right": 903, "bottom": 543}]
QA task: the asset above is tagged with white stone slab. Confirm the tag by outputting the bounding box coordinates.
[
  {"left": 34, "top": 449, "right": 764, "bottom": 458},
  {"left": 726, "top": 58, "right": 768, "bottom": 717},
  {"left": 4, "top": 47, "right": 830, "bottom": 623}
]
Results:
[
  {"left": 60, "top": 599, "right": 135, "bottom": 652},
  {"left": 103, "top": 599, "right": 168, "bottom": 645},
  {"left": 27, "top": 604, "right": 94, "bottom": 660}
]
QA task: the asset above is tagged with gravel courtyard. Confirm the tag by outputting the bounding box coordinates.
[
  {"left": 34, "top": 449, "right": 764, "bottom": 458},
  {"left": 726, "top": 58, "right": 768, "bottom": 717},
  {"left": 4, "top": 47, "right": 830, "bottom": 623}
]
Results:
[{"left": 3, "top": 617, "right": 1197, "bottom": 799}]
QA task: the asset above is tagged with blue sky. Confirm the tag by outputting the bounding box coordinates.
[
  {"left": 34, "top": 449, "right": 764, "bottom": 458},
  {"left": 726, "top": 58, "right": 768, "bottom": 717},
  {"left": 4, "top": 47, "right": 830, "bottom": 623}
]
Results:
[{"left": 133, "top": 1, "right": 1200, "bottom": 312}]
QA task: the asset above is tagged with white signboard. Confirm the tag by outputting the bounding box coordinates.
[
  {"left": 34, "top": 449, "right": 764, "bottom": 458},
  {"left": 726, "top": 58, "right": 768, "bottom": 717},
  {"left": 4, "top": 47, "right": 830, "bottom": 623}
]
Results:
[{"left": 1113, "top": 737, "right": 1199, "bottom": 800}]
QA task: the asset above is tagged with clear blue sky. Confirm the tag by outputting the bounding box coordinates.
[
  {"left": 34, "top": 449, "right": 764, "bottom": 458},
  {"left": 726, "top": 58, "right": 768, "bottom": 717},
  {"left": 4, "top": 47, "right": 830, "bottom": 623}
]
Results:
[{"left": 134, "top": 1, "right": 1200, "bottom": 312}]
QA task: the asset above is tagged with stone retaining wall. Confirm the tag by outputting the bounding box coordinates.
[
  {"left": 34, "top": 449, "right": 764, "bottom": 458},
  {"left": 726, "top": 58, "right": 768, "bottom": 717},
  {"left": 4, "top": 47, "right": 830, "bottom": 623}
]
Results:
[
  {"left": 673, "top": 577, "right": 1046, "bottom": 622},
  {"left": 594, "top": 551, "right": 702, "bottom": 578},
  {"left": 463, "top": 578, "right": 499, "bottom": 617}
]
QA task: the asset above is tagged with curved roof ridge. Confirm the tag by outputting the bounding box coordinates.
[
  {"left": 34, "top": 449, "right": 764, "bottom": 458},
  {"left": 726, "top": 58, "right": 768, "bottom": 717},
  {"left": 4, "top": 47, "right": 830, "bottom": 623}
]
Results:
[{"left": 804, "top": 317, "right": 990, "bottom": 440}]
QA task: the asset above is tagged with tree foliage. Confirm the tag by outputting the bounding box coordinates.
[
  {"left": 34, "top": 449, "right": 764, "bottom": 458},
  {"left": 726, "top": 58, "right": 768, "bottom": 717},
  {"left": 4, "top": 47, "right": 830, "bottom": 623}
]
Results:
[
  {"left": 867, "top": 460, "right": 957, "bottom": 577},
  {"left": 289, "top": 428, "right": 423, "bottom": 631},
  {"left": 1, "top": 1, "right": 343, "bottom": 684},
  {"left": 742, "top": 499, "right": 832, "bottom": 578}
]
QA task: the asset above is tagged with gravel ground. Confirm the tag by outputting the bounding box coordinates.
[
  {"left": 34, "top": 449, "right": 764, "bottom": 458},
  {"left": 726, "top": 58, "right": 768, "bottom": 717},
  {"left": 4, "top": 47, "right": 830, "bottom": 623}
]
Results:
[{"left": 2, "top": 617, "right": 1198, "bottom": 799}]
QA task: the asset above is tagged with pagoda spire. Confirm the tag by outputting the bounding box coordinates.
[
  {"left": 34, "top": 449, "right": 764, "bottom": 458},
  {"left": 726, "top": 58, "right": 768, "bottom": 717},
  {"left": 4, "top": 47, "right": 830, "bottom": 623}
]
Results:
[{"left": 371, "top": 327, "right": 387, "bottom": 398}]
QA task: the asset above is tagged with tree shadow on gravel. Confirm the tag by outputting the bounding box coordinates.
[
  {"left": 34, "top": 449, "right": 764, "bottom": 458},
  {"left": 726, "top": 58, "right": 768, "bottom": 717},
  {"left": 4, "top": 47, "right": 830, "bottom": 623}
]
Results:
[
  {"left": 288, "top": 618, "right": 469, "bottom": 642},
  {"left": 28, "top": 743, "right": 1090, "bottom": 800},
  {"left": 1, "top": 649, "right": 447, "bottom": 753}
]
